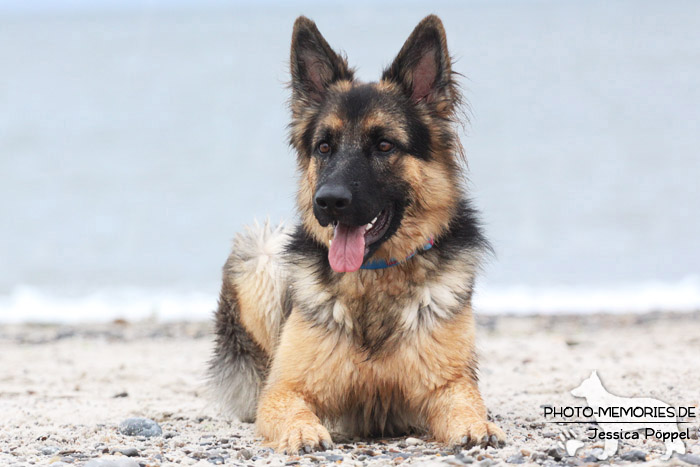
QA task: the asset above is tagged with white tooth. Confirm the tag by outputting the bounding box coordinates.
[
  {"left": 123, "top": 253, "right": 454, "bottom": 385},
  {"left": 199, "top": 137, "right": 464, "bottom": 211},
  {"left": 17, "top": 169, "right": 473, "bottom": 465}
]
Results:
[
  {"left": 372, "top": 215, "right": 379, "bottom": 224},
  {"left": 329, "top": 239, "right": 333, "bottom": 246},
  {"left": 365, "top": 224, "right": 372, "bottom": 231}
]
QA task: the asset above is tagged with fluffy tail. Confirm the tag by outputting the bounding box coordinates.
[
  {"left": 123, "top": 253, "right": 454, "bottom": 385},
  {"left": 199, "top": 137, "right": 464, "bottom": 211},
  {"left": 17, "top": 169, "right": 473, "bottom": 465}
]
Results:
[{"left": 208, "top": 221, "right": 292, "bottom": 422}]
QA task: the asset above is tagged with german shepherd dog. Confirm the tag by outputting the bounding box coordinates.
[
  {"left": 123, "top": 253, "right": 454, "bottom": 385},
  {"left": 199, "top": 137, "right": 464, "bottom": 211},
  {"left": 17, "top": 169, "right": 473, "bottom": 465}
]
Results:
[{"left": 210, "top": 15, "right": 505, "bottom": 453}]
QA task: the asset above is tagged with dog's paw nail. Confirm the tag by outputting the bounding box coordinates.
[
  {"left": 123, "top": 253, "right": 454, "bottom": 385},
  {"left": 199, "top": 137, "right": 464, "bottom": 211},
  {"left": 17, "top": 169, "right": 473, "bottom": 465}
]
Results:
[
  {"left": 480, "top": 435, "right": 489, "bottom": 447},
  {"left": 320, "top": 440, "right": 333, "bottom": 451},
  {"left": 489, "top": 435, "right": 499, "bottom": 447},
  {"left": 466, "top": 436, "right": 479, "bottom": 448},
  {"left": 303, "top": 445, "right": 312, "bottom": 454}
]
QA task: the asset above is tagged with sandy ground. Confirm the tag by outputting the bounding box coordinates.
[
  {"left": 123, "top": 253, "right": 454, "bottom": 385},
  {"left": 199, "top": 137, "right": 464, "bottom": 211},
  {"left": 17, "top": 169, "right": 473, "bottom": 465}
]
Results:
[{"left": 1, "top": 312, "right": 699, "bottom": 467}]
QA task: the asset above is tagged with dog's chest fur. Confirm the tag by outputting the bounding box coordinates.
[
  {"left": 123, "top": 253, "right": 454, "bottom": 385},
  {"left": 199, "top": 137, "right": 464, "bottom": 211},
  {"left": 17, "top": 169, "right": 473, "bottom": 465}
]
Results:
[{"left": 285, "top": 228, "right": 481, "bottom": 355}]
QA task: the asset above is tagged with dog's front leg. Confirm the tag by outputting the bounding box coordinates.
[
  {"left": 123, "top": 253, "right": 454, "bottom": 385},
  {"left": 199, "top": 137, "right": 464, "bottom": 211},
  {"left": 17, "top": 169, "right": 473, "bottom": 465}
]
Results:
[
  {"left": 255, "top": 312, "right": 335, "bottom": 453},
  {"left": 256, "top": 382, "right": 333, "bottom": 454},
  {"left": 426, "top": 375, "right": 505, "bottom": 449}
]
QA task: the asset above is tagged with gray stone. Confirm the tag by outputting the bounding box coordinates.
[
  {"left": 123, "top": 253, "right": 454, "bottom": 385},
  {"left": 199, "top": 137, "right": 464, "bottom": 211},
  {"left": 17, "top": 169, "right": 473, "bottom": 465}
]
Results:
[
  {"left": 620, "top": 449, "right": 646, "bottom": 462},
  {"left": 84, "top": 460, "right": 140, "bottom": 467},
  {"left": 506, "top": 453, "right": 525, "bottom": 464},
  {"left": 40, "top": 446, "right": 60, "bottom": 455},
  {"left": 238, "top": 448, "right": 253, "bottom": 460},
  {"left": 113, "top": 448, "right": 139, "bottom": 457},
  {"left": 679, "top": 453, "right": 700, "bottom": 465},
  {"left": 455, "top": 453, "right": 474, "bottom": 464},
  {"left": 208, "top": 456, "right": 225, "bottom": 465},
  {"left": 320, "top": 453, "right": 343, "bottom": 461},
  {"left": 547, "top": 447, "right": 565, "bottom": 461},
  {"left": 117, "top": 417, "right": 162, "bottom": 438}
]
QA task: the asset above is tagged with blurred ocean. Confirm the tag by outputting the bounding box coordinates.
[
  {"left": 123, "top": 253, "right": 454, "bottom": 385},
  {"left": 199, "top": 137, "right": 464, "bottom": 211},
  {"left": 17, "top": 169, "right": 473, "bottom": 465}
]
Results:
[{"left": 1, "top": 0, "right": 699, "bottom": 322}]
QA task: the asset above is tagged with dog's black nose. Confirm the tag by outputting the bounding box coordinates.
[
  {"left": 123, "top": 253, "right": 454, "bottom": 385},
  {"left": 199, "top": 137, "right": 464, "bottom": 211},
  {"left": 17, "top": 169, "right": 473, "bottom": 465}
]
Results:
[{"left": 314, "top": 184, "right": 352, "bottom": 215}]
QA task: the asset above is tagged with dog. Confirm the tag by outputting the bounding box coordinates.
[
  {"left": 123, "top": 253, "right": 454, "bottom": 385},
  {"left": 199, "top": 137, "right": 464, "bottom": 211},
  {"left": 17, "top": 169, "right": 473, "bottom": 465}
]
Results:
[
  {"left": 571, "top": 371, "right": 686, "bottom": 460},
  {"left": 209, "top": 15, "right": 505, "bottom": 453}
]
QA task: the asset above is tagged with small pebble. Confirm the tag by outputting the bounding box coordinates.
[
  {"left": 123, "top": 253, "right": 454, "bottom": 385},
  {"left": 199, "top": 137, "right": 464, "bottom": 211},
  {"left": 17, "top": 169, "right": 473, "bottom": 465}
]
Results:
[
  {"left": 405, "top": 437, "right": 423, "bottom": 446},
  {"left": 506, "top": 453, "right": 525, "bottom": 464},
  {"left": 679, "top": 453, "right": 700, "bottom": 465},
  {"left": 620, "top": 449, "right": 646, "bottom": 461},
  {"left": 84, "top": 460, "right": 140, "bottom": 467},
  {"left": 40, "top": 446, "right": 60, "bottom": 455},
  {"left": 238, "top": 448, "right": 253, "bottom": 460},
  {"left": 113, "top": 447, "right": 139, "bottom": 457},
  {"left": 118, "top": 417, "right": 162, "bottom": 438},
  {"left": 455, "top": 452, "right": 474, "bottom": 464},
  {"left": 547, "top": 446, "right": 565, "bottom": 461}
]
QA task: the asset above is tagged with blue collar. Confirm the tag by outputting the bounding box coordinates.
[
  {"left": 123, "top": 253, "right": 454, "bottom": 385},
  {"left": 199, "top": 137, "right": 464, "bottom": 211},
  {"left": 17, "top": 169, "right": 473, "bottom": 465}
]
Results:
[{"left": 360, "top": 238, "right": 435, "bottom": 270}]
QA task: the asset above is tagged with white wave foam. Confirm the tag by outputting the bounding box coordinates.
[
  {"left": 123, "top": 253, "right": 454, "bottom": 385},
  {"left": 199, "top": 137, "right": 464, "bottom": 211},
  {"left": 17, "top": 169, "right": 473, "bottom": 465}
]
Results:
[
  {"left": 0, "top": 286, "right": 215, "bottom": 324},
  {"left": 1, "top": 277, "right": 699, "bottom": 323},
  {"left": 474, "top": 276, "right": 700, "bottom": 315}
]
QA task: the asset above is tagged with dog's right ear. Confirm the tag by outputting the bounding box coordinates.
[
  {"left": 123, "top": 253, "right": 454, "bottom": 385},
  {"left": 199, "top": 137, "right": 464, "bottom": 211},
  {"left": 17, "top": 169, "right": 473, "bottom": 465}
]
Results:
[{"left": 290, "top": 17, "right": 353, "bottom": 105}]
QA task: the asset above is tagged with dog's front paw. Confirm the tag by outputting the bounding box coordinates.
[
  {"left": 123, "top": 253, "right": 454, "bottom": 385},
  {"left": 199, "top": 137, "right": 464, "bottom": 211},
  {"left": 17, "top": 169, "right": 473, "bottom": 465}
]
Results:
[
  {"left": 277, "top": 420, "right": 334, "bottom": 454},
  {"left": 450, "top": 420, "right": 506, "bottom": 449}
]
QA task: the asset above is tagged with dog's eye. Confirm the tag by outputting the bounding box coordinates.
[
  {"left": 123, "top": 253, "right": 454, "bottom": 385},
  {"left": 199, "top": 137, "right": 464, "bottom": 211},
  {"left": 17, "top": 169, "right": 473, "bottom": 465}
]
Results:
[
  {"left": 318, "top": 142, "right": 331, "bottom": 154},
  {"left": 378, "top": 141, "right": 394, "bottom": 153}
]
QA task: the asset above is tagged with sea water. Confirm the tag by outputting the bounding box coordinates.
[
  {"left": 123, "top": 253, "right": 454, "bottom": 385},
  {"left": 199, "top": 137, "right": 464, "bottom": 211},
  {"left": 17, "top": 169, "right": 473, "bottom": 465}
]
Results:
[{"left": 1, "top": 0, "right": 699, "bottom": 321}]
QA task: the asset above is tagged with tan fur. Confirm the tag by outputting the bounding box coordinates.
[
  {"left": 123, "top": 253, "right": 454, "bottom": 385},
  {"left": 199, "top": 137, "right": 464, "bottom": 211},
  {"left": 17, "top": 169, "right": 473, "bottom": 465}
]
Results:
[
  {"left": 321, "top": 113, "right": 344, "bottom": 132},
  {"left": 257, "top": 304, "right": 503, "bottom": 452}
]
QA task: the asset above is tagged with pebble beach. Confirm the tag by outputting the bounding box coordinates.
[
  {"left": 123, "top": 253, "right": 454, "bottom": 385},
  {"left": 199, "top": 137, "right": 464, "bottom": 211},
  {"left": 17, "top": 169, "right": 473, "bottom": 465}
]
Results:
[{"left": 1, "top": 312, "right": 699, "bottom": 467}]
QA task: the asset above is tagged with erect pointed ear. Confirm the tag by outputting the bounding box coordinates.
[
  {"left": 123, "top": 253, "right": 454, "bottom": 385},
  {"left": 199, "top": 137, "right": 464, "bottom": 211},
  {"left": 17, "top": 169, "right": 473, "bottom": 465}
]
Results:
[
  {"left": 290, "top": 16, "right": 354, "bottom": 104},
  {"left": 382, "top": 15, "right": 453, "bottom": 107}
]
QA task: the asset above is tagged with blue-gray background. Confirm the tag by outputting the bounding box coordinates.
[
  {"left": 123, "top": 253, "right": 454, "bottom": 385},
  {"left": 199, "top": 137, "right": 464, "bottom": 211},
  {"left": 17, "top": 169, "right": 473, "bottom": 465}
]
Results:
[{"left": 1, "top": 0, "right": 699, "bottom": 320}]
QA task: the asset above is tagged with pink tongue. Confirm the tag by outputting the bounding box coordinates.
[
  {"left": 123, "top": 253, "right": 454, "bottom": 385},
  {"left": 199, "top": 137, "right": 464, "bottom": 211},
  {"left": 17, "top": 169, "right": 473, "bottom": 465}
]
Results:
[{"left": 329, "top": 223, "right": 366, "bottom": 273}]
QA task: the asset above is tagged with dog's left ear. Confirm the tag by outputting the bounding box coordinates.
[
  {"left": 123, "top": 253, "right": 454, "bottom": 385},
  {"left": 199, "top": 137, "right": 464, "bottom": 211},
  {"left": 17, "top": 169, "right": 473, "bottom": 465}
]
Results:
[{"left": 382, "top": 15, "right": 454, "bottom": 109}]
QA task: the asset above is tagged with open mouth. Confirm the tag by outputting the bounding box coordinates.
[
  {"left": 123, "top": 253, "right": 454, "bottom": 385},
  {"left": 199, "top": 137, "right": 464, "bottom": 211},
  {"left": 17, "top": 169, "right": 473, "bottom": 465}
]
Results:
[{"left": 328, "top": 206, "right": 393, "bottom": 273}]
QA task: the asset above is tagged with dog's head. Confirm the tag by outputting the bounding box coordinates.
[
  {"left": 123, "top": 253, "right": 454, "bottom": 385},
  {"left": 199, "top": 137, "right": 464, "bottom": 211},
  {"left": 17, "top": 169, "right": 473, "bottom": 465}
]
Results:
[{"left": 289, "top": 15, "right": 464, "bottom": 273}]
